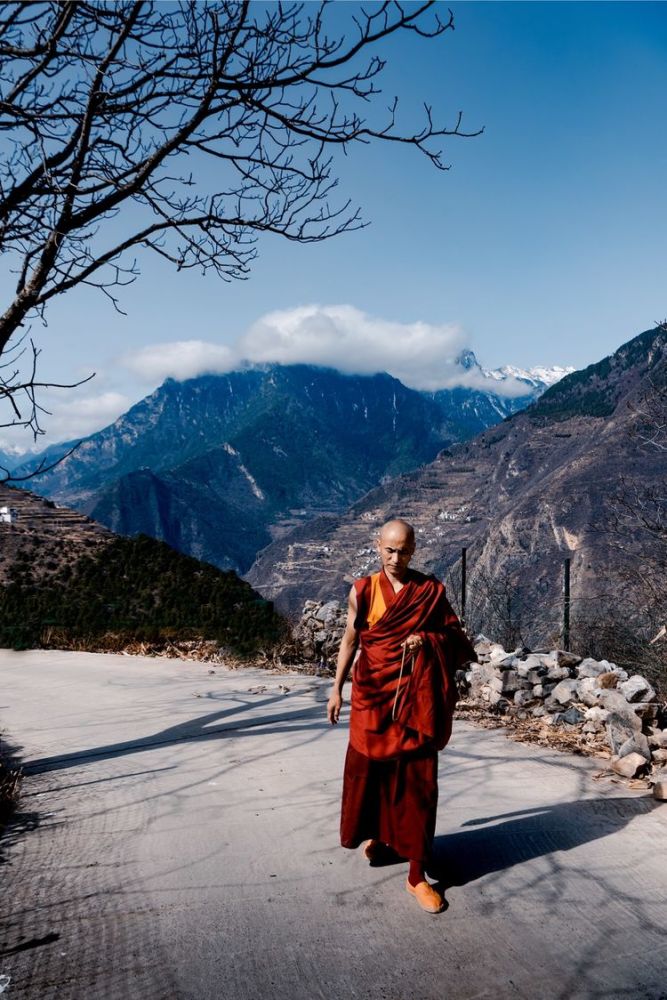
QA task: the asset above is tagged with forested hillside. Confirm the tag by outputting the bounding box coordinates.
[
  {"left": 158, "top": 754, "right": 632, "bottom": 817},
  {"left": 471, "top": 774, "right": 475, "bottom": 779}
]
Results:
[{"left": 0, "top": 486, "right": 283, "bottom": 654}]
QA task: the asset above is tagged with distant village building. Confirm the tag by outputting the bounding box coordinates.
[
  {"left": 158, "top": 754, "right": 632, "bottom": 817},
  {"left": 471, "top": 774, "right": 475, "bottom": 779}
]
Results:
[{"left": 0, "top": 505, "right": 18, "bottom": 524}]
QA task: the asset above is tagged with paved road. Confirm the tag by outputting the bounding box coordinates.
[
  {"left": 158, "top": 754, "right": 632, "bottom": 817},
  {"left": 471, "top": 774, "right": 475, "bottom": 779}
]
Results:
[{"left": 0, "top": 649, "right": 666, "bottom": 1000}]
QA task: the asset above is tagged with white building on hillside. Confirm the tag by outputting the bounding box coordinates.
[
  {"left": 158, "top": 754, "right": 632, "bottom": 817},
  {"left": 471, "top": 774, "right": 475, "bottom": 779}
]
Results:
[{"left": 0, "top": 506, "right": 18, "bottom": 523}]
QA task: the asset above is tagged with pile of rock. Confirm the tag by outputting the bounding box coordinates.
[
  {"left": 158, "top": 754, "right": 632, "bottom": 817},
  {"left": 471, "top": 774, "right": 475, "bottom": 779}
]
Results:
[
  {"left": 464, "top": 638, "right": 666, "bottom": 796},
  {"left": 292, "top": 599, "right": 346, "bottom": 665}
]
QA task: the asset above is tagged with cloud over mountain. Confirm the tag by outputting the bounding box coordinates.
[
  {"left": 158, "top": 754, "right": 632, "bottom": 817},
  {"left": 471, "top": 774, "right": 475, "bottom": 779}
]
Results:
[
  {"left": 122, "top": 340, "right": 238, "bottom": 383},
  {"left": 121, "top": 304, "right": 517, "bottom": 393},
  {"left": 238, "top": 305, "right": 470, "bottom": 391}
]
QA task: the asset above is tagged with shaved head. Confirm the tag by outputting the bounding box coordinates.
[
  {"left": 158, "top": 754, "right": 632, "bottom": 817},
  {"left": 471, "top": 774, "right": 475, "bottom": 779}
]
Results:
[{"left": 378, "top": 518, "right": 415, "bottom": 547}]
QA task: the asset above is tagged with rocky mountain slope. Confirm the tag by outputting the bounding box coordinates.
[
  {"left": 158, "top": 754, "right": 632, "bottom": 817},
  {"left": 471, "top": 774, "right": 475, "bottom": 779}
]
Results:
[
  {"left": 247, "top": 326, "right": 667, "bottom": 653},
  {"left": 11, "top": 360, "right": 565, "bottom": 574}
]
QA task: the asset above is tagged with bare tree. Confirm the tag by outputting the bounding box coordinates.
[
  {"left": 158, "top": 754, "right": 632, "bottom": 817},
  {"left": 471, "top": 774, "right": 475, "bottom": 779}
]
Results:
[
  {"left": 0, "top": 1, "right": 479, "bottom": 451},
  {"left": 464, "top": 562, "right": 527, "bottom": 651}
]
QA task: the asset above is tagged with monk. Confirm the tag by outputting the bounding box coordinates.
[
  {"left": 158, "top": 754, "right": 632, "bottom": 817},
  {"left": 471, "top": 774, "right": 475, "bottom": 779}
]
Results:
[{"left": 327, "top": 518, "right": 476, "bottom": 913}]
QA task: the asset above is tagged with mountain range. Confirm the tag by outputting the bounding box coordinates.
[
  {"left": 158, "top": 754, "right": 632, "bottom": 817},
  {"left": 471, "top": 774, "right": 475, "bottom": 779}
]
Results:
[
  {"left": 247, "top": 325, "right": 667, "bottom": 654},
  {"left": 10, "top": 355, "right": 568, "bottom": 574}
]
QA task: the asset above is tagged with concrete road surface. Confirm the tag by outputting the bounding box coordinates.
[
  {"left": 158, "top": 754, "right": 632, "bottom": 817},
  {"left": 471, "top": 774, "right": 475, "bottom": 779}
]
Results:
[{"left": 0, "top": 649, "right": 666, "bottom": 1000}]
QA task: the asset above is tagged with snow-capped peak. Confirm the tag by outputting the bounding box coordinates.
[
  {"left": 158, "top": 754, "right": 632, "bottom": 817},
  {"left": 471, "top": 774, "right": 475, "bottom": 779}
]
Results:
[{"left": 482, "top": 364, "right": 575, "bottom": 389}]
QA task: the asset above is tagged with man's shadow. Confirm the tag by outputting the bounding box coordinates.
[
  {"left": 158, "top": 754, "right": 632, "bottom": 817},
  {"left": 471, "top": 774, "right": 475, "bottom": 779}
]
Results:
[{"left": 426, "top": 796, "right": 658, "bottom": 889}]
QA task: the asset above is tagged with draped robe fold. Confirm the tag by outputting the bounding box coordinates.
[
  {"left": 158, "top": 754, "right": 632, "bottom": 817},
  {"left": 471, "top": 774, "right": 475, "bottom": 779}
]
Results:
[{"left": 340, "top": 568, "right": 476, "bottom": 862}]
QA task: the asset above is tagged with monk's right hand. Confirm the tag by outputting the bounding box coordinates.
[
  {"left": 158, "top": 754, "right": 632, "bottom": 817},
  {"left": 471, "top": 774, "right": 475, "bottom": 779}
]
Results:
[{"left": 327, "top": 690, "right": 342, "bottom": 725}]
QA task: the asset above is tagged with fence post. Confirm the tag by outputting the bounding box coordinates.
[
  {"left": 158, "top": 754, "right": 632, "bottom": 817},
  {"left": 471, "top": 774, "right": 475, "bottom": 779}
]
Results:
[
  {"left": 461, "top": 546, "right": 467, "bottom": 626},
  {"left": 563, "top": 557, "right": 571, "bottom": 651}
]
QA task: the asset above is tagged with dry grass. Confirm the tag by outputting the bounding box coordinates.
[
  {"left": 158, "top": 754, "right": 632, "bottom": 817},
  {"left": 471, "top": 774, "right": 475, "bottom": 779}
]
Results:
[
  {"left": 0, "top": 750, "right": 21, "bottom": 829},
  {"left": 455, "top": 700, "right": 610, "bottom": 758}
]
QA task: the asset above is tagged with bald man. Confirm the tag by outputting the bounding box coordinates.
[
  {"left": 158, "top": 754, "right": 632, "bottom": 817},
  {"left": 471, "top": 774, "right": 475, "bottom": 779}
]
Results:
[{"left": 327, "top": 519, "right": 476, "bottom": 913}]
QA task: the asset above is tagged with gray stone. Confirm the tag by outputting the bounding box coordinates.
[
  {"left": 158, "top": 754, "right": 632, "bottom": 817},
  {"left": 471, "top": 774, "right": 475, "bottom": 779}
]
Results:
[
  {"left": 546, "top": 665, "right": 571, "bottom": 682},
  {"left": 514, "top": 689, "right": 534, "bottom": 707},
  {"left": 517, "top": 654, "right": 549, "bottom": 671},
  {"left": 554, "top": 706, "right": 584, "bottom": 726},
  {"left": 501, "top": 670, "right": 521, "bottom": 694},
  {"left": 469, "top": 663, "right": 501, "bottom": 693},
  {"left": 582, "top": 722, "right": 598, "bottom": 734},
  {"left": 532, "top": 706, "right": 548, "bottom": 718},
  {"left": 648, "top": 728, "right": 667, "bottom": 750},
  {"left": 554, "top": 650, "right": 583, "bottom": 669},
  {"left": 532, "top": 684, "right": 544, "bottom": 698},
  {"left": 598, "top": 690, "right": 643, "bottom": 728},
  {"left": 313, "top": 630, "right": 328, "bottom": 644},
  {"left": 619, "top": 675, "right": 656, "bottom": 704},
  {"left": 576, "top": 677, "right": 603, "bottom": 707},
  {"left": 618, "top": 732, "right": 651, "bottom": 762},
  {"left": 611, "top": 752, "right": 647, "bottom": 778},
  {"left": 551, "top": 679, "right": 580, "bottom": 705},
  {"left": 315, "top": 600, "right": 342, "bottom": 625},
  {"left": 651, "top": 749, "right": 667, "bottom": 765},
  {"left": 577, "top": 658, "right": 610, "bottom": 678},
  {"left": 498, "top": 655, "right": 518, "bottom": 670},
  {"left": 527, "top": 667, "right": 547, "bottom": 684},
  {"left": 474, "top": 636, "right": 493, "bottom": 654},
  {"left": 606, "top": 716, "right": 641, "bottom": 756},
  {"left": 584, "top": 706, "right": 610, "bottom": 725},
  {"left": 544, "top": 696, "right": 562, "bottom": 713}
]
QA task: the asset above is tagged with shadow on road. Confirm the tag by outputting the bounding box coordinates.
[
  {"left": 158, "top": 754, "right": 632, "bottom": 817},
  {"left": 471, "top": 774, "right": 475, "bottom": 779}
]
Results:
[
  {"left": 21, "top": 692, "right": 328, "bottom": 776},
  {"left": 429, "top": 795, "right": 659, "bottom": 888}
]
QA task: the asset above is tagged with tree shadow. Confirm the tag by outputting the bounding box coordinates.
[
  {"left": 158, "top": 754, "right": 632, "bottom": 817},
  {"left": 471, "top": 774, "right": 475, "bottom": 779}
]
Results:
[
  {"left": 21, "top": 692, "right": 329, "bottom": 776},
  {"left": 428, "top": 795, "right": 659, "bottom": 889},
  {"left": 0, "top": 805, "right": 40, "bottom": 867}
]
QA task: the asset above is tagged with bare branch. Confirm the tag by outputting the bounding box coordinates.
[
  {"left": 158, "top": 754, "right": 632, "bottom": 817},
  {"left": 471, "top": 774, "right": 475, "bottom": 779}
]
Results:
[{"left": 0, "top": 0, "right": 476, "bottom": 455}]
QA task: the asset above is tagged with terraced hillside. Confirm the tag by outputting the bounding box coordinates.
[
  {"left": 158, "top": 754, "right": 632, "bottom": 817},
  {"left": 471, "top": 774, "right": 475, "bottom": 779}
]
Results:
[{"left": 248, "top": 325, "right": 667, "bottom": 658}]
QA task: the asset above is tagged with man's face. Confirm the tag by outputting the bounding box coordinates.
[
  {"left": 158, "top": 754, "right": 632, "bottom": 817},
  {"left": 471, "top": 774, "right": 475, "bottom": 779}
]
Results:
[{"left": 376, "top": 526, "right": 415, "bottom": 581}]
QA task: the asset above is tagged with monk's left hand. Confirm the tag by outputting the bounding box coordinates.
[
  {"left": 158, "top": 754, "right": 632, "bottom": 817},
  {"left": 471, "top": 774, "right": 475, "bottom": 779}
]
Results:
[{"left": 403, "top": 633, "right": 424, "bottom": 654}]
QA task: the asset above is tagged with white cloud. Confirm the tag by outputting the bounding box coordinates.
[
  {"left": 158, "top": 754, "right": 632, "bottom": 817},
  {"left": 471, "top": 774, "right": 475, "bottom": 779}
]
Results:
[
  {"left": 238, "top": 304, "right": 469, "bottom": 392},
  {"left": 121, "top": 339, "right": 238, "bottom": 382},
  {"left": 0, "top": 390, "right": 132, "bottom": 455},
  {"left": 118, "top": 305, "right": 561, "bottom": 398},
  {"left": 49, "top": 391, "right": 133, "bottom": 441},
  {"left": 120, "top": 305, "right": 481, "bottom": 392}
]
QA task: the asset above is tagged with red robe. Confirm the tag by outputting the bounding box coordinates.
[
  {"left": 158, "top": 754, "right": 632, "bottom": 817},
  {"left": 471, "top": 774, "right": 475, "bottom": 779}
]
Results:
[{"left": 340, "top": 568, "right": 475, "bottom": 861}]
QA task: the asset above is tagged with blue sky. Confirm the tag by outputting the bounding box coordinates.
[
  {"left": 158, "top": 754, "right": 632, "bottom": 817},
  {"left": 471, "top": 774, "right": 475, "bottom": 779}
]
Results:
[{"left": 2, "top": 1, "right": 666, "bottom": 450}]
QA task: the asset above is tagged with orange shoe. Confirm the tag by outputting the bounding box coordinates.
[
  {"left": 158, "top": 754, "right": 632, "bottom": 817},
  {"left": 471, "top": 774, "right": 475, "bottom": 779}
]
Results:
[{"left": 406, "top": 879, "right": 445, "bottom": 914}]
